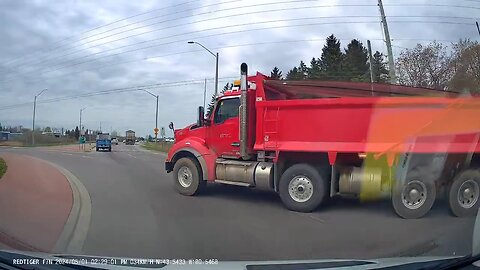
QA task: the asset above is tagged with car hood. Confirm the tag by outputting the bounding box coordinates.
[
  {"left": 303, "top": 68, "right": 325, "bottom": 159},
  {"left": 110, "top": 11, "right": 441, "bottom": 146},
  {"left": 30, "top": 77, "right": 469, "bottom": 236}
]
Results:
[{"left": 0, "top": 250, "right": 470, "bottom": 270}]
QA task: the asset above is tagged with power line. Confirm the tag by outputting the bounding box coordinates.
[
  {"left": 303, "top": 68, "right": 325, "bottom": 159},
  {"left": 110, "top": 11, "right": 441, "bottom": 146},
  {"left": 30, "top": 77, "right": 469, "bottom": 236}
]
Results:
[
  {"left": 0, "top": 36, "right": 460, "bottom": 89},
  {"left": 3, "top": 0, "right": 202, "bottom": 66},
  {"left": 0, "top": 77, "right": 237, "bottom": 111},
  {"left": 384, "top": 3, "right": 480, "bottom": 9},
  {"left": 5, "top": 0, "right": 318, "bottom": 70},
  {"left": 0, "top": 18, "right": 384, "bottom": 82},
  {"left": 1, "top": 18, "right": 473, "bottom": 83},
  {"left": 23, "top": 11, "right": 479, "bottom": 74},
  {"left": 0, "top": 38, "right": 390, "bottom": 88},
  {"left": 5, "top": 1, "right": 374, "bottom": 71},
  {"left": 5, "top": 1, "right": 479, "bottom": 70}
]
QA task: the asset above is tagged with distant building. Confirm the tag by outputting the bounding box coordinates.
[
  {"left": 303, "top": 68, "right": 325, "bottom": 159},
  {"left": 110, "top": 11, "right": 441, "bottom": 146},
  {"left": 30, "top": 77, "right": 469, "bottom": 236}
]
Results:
[
  {"left": 0, "top": 131, "right": 23, "bottom": 141},
  {"left": 0, "top": 131, "right": 9, "bottom": 141}
]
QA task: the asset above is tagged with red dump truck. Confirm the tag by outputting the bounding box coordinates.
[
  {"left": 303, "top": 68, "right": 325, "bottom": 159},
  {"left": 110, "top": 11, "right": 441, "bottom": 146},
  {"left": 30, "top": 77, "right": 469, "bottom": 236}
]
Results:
[{"left": 165, "top": 63, "right": 480, "bottom": 219}]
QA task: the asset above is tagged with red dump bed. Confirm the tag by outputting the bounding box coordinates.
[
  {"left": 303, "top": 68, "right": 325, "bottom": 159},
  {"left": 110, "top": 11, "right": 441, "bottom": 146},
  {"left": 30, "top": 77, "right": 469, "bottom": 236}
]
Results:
[{"left": 249, "top": 75, "right": 480, "bottom": 159}]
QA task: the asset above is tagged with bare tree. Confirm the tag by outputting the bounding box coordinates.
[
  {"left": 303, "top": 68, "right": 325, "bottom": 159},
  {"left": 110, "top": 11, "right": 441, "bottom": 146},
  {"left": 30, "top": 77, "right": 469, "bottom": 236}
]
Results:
[
  {"left": 396, "top": 42, "right": 453, "bottom": 90},
  {"left": 450, "top": 39, "right": 480, "bottom": 93}
]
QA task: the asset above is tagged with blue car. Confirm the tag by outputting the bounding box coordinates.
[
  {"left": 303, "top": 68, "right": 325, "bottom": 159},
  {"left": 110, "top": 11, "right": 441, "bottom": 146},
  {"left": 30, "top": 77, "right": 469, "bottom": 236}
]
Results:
[{"left": 96, "top": 133, "right": 112, "bottom": 152}]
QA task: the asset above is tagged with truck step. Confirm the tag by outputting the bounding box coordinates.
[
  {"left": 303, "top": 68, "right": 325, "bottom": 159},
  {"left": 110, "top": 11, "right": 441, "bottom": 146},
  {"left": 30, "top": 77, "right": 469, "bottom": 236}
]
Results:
[{"left": 214, "top": 179, "right": 252, "bottom": 187}]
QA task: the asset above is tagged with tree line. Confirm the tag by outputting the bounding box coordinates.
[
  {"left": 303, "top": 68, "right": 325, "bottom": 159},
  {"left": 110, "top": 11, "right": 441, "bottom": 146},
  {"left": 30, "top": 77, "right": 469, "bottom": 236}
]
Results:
[
  {"left": 274, "top": 35, "right": 389, "bottom": 83},
  {"left": 203, "top": 35, "right": 479, "bottom": 116},
  {"left": 272, "top": 34, "right": 479, "bottom": 93}
]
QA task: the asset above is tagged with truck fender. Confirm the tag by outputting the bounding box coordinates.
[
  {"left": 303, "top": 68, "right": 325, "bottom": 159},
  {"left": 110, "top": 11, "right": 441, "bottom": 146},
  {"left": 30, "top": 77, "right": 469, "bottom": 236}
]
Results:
[
  {"left": 168, "top": 139, "right": 217, "bottom": 181},
  {"left": 170, "top": 148, "right": 209, "bottom": 181}
]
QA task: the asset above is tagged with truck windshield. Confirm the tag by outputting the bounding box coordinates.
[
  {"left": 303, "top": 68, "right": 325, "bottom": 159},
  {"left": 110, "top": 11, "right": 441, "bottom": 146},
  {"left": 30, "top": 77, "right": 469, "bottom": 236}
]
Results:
[
  {"left": 214, "top": 97, "right": 240, "bottom": 124},
  {"left": 98, "top": 134, "right": 110, "bottom": 140}
]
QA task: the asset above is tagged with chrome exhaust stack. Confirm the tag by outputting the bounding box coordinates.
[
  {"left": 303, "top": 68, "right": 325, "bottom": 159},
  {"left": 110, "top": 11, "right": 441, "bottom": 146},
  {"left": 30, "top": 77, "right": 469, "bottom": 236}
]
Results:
[{"left": 240, "top": 63, "right": 250, "bottom": 160}]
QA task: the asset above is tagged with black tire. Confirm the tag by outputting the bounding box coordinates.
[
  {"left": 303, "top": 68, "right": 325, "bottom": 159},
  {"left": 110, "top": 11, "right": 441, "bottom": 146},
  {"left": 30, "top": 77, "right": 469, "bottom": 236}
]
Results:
[
  {"left": 448, "top": 169, "right": 480, "bottom": 217},
  {"left": 392, "top": 171, "right": 436, "bottom": 219},
  {"left": 96, "top": 147, "right": 99, "bottom": 151},
  {"left": 279, "top": 163, "right": 328, "bottom": 213},
  {"left": 173, "top": 157, "right": 206, "bottom": 196},
  {"left": 108, "top": 147, "right": 112, "bottom": 152}
]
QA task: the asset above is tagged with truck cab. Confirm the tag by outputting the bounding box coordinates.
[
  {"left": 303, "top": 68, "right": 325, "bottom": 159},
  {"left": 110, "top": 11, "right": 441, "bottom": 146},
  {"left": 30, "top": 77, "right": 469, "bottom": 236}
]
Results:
[
  {"left": 96, "top": 133, "right": 112, "bottom": 152},
  {"left": 166, "top": 63, "right": 480, "bottom": 219}
]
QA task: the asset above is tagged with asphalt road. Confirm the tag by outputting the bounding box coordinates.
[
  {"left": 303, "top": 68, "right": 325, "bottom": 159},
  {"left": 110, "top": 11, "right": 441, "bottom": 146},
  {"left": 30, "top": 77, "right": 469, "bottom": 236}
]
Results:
[{"left": 0, "top": 144, "right": 477, "bottom": 260}]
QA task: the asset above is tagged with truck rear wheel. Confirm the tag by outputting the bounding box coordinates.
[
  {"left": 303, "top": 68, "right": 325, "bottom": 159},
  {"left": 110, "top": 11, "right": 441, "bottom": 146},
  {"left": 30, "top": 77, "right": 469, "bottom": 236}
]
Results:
[
  {"left": 173, "top": 157, "right": 205, "bottom": 196},
  {"left": 279, "top": 163, "right": 327, "bottom": 213},
  {"left": 448, "top": 169, "right": 480, "bottom": 217},
  {"left": 392, "top": 171, "right": 436, "bottom": 219}
]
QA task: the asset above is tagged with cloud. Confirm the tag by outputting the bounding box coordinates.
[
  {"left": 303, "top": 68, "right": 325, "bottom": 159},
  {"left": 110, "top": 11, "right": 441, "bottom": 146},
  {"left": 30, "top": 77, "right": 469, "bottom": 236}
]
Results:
[{"left": 0, "top": 0, "right": 478, "bottom": 137}]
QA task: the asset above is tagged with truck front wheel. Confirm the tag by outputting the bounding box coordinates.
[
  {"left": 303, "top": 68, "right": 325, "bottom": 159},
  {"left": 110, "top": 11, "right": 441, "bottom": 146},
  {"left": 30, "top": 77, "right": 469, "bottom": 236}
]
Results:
[
  {"left": 392, "top": 172, "right": 436, "bottom": 219},
  {"left": 448, "top": 169, "right": 480, "bottom": 217},
  {"left": 279, "top": 163, "right": 327, "bottom": 212},
  {"left": 173, "top": 157, "right": 205, "bottom": 196}
]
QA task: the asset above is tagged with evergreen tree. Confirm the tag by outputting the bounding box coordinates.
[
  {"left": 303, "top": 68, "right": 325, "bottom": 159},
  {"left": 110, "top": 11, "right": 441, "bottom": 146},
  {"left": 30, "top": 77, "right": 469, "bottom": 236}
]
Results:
[
  {"left": 206, "top": 82, "right": 232, "bottom": 117},
  {"left": 270, "top": 66, "right": 283, "bottom": 80},
  {"left": 319, "top": 34, "right": 344, "bottom": 80},
  {"left": 286, "top": 67, "right": 303, "bottom": 80},
  {"left": 308, "top": 57, "right": 321, "bottom": 79},
  {"left": 298, "top": 61, "right": 308, "bottom": 79},
  {"left": 74, "top": 126, "right": 80, "bottom": 140},
  {"left": 371, "top": 51, "right": 389, "bottom": 83},
  {"left": 343, "top": 39, "right": 370, "bottom": 81}
]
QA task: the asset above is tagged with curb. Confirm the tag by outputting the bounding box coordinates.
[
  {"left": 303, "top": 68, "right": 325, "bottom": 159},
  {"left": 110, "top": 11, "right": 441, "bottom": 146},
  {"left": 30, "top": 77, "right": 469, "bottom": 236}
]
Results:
[{"left": 46, "top": 161, "right": 92, "bottom": 254}]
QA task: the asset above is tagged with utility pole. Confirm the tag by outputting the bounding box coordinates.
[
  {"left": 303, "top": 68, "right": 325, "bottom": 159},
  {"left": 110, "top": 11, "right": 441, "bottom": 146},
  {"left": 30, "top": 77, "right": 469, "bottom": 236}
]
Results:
[
  {"left": 155, "top": 94, "right": 159, "bottom": 142},
  {"left": 79, "top": 107, "right": 86, "bottom": 133},
  {"left": 215, "top": 52, "right": 219, "bottom": 97},
  {"left": 378, "top": 0, "right": 396, "bottom": 84},
  {"left": 367, "top": 40, "right": 375, "bottom": 96},
  {"left": 32, "top": 88, "right": 47, "bottom": 146},
  {"left": 203, "top": 78, "right": 207, "bottom": 109}
]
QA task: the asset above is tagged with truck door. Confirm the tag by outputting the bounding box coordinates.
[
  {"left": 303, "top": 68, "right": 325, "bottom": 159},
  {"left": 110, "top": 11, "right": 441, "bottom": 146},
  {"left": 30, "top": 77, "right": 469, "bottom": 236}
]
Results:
[{"left": 208, "top": 97, "right": 241, "bottom": 158}]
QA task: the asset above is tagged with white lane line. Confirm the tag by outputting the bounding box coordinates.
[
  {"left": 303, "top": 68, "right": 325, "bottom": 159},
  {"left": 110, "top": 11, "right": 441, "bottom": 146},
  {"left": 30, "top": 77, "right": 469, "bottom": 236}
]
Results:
[{"left": 126, "top": 153, "right": 138, "bottom": 159}]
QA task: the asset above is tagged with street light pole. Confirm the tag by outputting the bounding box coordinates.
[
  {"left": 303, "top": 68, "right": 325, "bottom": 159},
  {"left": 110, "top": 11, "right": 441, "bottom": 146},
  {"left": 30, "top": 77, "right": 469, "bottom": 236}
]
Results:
[
  {"left": 188, "top": 41, "right": 219, "bottom": 97},
  {"left": 80, "top": 107, "right": 86, "bottom": 134},
  {"left": 155, "top": 94, "right": 159, "bottom": 142},
  {"left": 32, "top": 88, "right": 47, "bottom": 146},
  {"left": 141, "top": 89, "right": 159, "bottom": 142}
]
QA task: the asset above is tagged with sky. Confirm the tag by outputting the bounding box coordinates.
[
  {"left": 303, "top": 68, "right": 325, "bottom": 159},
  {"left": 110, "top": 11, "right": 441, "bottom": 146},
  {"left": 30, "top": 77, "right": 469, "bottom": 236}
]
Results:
[{"left": 0, "top": 0, "right": 479, "bottom": 137}]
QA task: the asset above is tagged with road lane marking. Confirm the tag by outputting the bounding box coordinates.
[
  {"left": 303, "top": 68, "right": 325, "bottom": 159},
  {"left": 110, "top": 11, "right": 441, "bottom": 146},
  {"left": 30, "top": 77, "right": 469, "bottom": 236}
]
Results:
[{"left": 126, "top": 153, "right": 138, "bottom": 159}]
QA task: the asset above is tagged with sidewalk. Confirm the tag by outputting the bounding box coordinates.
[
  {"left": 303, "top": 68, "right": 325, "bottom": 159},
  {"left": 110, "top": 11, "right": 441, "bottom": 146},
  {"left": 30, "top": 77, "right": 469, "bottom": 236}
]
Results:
[{"left": 0, "top": 153, "right": 73, "bottom": 252}]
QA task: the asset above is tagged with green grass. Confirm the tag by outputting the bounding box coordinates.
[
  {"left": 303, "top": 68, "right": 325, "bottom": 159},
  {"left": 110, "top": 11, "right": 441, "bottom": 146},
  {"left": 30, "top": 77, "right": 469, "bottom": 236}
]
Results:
[
  {"left": 142, "top": 142, "right": 173, "bottom": 153},
  {"left": 0, "top": 158, "right": 7, "bottom": 179}
]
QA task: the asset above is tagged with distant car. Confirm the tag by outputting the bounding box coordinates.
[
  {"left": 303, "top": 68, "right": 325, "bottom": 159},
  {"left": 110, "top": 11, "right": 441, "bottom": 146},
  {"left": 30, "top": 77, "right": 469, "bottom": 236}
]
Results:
[
  {"left": 96, "top": 133, "right": 111, "bottom": 152},
  {"left": 111, "top": 138, "right": 119, "bottom": 145},
  {"left": 122, "top": 139, "right": 126, "bottom": 143}
]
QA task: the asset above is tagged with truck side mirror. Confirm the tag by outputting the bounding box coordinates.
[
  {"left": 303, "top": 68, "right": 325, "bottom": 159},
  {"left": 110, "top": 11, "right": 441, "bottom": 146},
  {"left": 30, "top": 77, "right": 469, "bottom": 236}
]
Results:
[
  {"left": 197, "top": 106, "right": 205, "bottom": 127},
  {"left": 168, "top": 122, "right": 174, "bottom": 130}
]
